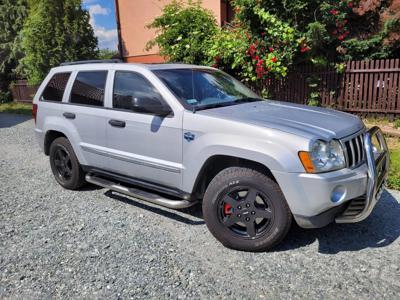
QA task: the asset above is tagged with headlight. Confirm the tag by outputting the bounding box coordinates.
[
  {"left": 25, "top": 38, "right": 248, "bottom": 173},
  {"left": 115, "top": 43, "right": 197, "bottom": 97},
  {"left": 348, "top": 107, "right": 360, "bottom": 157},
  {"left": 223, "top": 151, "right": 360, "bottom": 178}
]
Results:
[{"left": 299, "top": 140, "right": 346, "bottom": 173}]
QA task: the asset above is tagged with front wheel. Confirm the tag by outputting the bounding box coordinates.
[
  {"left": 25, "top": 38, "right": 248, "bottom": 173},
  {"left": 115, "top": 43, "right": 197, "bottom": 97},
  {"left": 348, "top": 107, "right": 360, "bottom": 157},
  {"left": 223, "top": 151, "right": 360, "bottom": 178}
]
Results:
[{"left": 202, "top": 167, "right": 292, "bottom": 251}]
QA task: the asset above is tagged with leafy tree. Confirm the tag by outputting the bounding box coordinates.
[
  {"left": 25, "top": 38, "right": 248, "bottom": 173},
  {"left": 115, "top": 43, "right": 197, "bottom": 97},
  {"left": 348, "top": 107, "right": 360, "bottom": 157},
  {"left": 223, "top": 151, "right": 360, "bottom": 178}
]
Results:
[
  {"left": 0, "top": 0, "right": 28, "bottom": 102},
  {"left": 20, "top": 0, "right": 98, "bottom": 84},
  {"left": 146, "top": 0, "right": 218, "bottom": 64},
  {"left": 98, "top": 49, "right": 120, "bottom": 60}
]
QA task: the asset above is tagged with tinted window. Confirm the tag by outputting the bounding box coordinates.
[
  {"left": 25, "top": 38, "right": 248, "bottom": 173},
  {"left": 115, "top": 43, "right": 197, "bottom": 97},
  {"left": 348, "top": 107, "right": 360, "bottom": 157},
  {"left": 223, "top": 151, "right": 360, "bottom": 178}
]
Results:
[
  {"left": 41, "top": 72, "right": 71, "bottom": 102},
  {"left": 113, "top": 71, "right": 165, "bottom": 112},
  {"left": 70, "top": 71, "right": 107, "bottom": 107}
]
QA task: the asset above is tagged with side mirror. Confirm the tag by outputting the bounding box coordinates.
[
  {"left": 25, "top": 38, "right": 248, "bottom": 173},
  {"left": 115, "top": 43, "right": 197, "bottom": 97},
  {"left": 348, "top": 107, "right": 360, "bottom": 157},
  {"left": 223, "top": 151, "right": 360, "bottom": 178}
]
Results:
[{"left": 132, "top": 96, "right": 173, "bottom": 117}]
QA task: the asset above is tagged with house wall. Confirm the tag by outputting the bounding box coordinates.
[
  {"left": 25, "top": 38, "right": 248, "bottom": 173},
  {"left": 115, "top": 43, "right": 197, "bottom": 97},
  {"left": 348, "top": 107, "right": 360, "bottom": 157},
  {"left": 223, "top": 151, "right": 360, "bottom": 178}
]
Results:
[{"left": 116, "top": 0, "right": 222, "bottom": 63}]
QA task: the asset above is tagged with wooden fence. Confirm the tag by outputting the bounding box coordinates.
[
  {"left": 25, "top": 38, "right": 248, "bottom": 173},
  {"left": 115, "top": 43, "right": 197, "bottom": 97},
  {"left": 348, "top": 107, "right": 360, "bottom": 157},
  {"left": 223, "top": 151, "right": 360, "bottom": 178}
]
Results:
[
  {"left": 8, "top": 59, "right": 400, "bottom": 116},
  {"left": 265, "top": 58, "right": 400, "bottom": 116},
  {"left": 11, "top": 80, "right": 38, "bottom": 103}
]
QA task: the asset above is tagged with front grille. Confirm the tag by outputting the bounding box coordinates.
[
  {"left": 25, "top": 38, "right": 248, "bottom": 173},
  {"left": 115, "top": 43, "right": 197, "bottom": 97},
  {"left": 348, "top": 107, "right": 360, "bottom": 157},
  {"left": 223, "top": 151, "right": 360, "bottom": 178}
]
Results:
[{"left": 343, "top": 132, "right": 365, "bottom": 168}]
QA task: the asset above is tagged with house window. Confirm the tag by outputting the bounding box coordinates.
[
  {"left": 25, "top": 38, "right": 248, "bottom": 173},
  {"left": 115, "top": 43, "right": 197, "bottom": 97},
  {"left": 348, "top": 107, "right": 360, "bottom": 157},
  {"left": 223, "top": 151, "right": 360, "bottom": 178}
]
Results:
[{"left": 221, "top": 0, "right": 234, "bottom": 26}]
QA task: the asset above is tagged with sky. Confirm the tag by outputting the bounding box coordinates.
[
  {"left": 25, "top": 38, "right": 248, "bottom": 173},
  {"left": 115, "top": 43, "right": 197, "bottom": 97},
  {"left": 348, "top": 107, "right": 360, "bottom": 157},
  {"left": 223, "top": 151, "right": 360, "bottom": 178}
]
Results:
[{"left": 82, "top": 0, "right": 118, "bottom": 50}]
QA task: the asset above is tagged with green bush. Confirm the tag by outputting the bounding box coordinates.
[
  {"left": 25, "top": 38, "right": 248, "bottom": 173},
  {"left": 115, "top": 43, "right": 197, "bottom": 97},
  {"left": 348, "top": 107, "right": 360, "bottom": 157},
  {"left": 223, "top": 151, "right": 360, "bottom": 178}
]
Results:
[
  {"left": 146, "top": 0, "right": 218, "bottom": 65},
  {"left": 0, "top": 91, "right": 11, "bottom": 103}
]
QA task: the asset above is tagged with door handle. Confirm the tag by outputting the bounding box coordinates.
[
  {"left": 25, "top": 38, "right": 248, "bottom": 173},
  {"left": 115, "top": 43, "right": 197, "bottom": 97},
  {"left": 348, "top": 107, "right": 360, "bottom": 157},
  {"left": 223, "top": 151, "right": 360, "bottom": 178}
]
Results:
[
  {"left": 109, "top": 119, "right": 126, "bottom": 128},
  {"left": 63, "top": 112, "right": 75, "bottom": 119}
]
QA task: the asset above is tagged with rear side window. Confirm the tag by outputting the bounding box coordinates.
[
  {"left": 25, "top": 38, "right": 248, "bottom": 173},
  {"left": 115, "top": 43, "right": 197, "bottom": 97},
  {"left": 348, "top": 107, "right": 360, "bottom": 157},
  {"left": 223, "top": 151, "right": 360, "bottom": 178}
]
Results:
[
  {"left": 41, "top": 72, "right": 71, "bottom": 102},
  {"left": 70, "top": 71, "right": 107, "bottom": 107}
]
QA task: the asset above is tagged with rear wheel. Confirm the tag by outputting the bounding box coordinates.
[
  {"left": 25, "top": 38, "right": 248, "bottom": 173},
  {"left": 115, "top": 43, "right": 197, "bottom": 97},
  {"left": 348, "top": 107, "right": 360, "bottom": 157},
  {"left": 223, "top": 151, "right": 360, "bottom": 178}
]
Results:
[
  {"left": 202, "top": 167, "right": 292, "bottom": 251},
  {"left": 49, "top": 137, "right": 85, "bottom": 190}
]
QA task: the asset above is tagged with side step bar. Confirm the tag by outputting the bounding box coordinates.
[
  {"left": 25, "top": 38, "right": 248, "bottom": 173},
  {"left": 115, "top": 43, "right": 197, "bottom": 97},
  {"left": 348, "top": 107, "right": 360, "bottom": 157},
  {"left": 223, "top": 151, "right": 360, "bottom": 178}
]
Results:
[{"left": 85, "top": 174, "right": 197, "bottom": 209}]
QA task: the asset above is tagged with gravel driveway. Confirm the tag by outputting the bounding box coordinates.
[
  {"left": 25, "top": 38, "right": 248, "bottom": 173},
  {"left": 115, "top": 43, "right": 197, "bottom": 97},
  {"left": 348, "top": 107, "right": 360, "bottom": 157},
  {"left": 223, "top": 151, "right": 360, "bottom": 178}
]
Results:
[{"left": 1, "top": 113, "right": 399, "bottom": 299}]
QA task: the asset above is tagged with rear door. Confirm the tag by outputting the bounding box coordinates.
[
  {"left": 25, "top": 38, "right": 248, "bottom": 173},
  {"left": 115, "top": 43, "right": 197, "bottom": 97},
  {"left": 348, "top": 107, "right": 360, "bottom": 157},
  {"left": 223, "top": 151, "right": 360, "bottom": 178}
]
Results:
[
  {"left": 104, "top": 70, "right": 183, "bottom": 189},
  {"left": 63, "top": 70, "right": 110, "bottom": 170}
]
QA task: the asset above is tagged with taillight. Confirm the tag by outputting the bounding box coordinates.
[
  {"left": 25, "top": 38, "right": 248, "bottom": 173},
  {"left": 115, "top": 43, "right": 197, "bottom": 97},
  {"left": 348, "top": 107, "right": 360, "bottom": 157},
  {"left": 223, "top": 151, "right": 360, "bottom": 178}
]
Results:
[{"left": 32, "top": 104, "right": 38, "bottom": 124}]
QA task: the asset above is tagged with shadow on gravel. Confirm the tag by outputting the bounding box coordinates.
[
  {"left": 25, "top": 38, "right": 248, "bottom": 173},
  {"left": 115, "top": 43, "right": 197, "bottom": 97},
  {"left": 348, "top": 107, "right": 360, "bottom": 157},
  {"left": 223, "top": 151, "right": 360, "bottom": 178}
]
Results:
[
  {"left": 275, "top": 190, "right": 400, "bottom": 254},
  {"left": 102, "top": 188, "right": 398, "bottom": 253},
  {"left": 0, "top": 113, "right": 31, "bottom": 128},
  {"left": 104, "top": 191, "right": 205, "bottom": 225}
]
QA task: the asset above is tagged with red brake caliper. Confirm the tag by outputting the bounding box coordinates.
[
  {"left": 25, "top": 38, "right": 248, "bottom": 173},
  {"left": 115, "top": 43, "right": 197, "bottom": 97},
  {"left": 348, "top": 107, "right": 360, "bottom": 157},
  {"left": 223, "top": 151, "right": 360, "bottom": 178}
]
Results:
[{"left": 224, "top": 203, "right": 232, "bottom": 215}]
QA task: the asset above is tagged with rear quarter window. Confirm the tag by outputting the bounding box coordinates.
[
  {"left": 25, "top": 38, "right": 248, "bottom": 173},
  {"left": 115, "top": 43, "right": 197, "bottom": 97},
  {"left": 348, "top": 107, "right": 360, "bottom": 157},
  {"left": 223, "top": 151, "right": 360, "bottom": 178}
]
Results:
[{"left": 41, "top": 72, "right": 71, "bottom": 102}]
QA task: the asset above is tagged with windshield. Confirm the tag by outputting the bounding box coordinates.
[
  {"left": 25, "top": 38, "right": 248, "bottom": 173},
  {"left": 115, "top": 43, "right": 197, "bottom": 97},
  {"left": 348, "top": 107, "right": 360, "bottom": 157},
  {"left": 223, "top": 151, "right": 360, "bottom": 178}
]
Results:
[{"left": 153, "top": 69, "right": 262, "bottom": 110}]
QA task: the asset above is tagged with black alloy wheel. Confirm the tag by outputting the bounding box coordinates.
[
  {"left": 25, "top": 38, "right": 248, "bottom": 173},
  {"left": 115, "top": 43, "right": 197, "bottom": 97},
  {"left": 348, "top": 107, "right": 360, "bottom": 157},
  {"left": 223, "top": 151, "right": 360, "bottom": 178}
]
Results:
[
  {"left": 219, "top": 187, "right": 274, "bottom": 238},
  {"left": 53, "top": 145, "right": 73, "bottom": 181},
  {"left": 203, "top": 167, "right": 292, "bottom": 251},
  {"left": 49, "top": 137, "right": 86, "bottom": 190}
]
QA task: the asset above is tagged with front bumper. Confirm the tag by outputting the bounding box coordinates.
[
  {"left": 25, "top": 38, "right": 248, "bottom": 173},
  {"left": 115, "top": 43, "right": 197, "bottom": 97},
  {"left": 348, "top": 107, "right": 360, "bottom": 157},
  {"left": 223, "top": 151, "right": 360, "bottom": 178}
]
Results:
[
  {"left": 335, "top": 126, "right": 389, "bottom": 223},
  {"left": 273, "top": 127, "right": 389, "bottom": 228}
]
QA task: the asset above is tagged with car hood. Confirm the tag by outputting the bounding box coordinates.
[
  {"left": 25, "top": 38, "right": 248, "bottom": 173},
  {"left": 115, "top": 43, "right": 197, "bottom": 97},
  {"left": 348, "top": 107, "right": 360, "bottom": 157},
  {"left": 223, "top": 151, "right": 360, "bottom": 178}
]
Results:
[{"left": 197, "top": 100, "right": 364, "bottom": 140}]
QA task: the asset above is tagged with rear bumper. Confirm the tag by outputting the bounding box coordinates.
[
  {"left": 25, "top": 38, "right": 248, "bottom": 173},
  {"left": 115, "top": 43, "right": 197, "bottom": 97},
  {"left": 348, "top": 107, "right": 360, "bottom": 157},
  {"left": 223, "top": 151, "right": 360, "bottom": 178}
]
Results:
[{"left": 273, "top": 127, "right": 389, "bottom": 228}]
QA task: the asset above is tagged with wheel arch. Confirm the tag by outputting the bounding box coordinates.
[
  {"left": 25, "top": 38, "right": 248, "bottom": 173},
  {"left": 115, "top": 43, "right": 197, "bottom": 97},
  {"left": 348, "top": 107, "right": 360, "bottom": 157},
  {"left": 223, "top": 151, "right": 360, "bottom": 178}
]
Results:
[
  {"left": 190, "top": 154, "right": 277, "bottom": 200},
  {"left": 44, "top": 130, "right": 67, "bottom": 155}
]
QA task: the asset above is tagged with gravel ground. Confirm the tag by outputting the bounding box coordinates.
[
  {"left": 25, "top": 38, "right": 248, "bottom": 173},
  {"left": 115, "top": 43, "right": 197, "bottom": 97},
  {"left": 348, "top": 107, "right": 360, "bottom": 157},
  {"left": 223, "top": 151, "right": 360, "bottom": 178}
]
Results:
[{"left": 1, "top": 113, "right": 399, "bottom": 299}]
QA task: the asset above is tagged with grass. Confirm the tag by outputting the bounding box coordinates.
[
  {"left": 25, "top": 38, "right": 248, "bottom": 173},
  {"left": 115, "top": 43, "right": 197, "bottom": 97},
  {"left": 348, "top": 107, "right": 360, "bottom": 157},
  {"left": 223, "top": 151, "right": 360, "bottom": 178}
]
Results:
[
  {"left": 0, "top": 102, "right": 32, "bottom": 115},
  {"left": 363, "top": 117, "right": 400, "bottom": 132},
  {"left": 387, "top": 137, "right": 400, "bottom": 190}
]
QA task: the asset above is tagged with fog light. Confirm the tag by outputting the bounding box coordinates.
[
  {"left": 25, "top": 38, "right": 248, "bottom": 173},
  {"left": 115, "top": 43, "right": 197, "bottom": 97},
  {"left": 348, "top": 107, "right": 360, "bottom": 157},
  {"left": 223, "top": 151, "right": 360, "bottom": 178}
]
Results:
[{"left": 331, "top": 185, "right": 346, "bottom": 203}]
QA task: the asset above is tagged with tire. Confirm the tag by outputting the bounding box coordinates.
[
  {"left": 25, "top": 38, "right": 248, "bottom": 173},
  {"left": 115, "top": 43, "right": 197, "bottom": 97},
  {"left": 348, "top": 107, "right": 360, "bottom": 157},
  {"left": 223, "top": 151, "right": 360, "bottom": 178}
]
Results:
[
  {"left": 49, "top": 137, "right": 86, "bottom": 190},
  {"left": 202, "top": 167, "right": 292, "bottom": 252}
]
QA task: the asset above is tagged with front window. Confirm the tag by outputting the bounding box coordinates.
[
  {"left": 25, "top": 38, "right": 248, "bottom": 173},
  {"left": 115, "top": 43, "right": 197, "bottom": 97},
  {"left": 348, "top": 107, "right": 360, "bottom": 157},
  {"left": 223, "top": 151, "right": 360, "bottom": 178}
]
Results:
[{"left": 153, "top": 69, "right": 261, "bottom": 111}]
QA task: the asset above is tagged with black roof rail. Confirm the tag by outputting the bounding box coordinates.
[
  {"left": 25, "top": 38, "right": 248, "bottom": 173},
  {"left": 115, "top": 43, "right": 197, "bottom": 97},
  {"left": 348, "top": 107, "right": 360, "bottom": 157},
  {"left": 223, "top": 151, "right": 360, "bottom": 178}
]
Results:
[{"left": 60, "top": 59, "right": 123, "bottom": 66}]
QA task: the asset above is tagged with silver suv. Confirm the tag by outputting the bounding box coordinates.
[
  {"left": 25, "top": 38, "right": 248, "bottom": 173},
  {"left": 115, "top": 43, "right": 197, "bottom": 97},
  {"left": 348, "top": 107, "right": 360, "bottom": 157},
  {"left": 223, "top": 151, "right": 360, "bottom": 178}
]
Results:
[{"left": 33, "top": 60, "right": 389, "bottom": 251}]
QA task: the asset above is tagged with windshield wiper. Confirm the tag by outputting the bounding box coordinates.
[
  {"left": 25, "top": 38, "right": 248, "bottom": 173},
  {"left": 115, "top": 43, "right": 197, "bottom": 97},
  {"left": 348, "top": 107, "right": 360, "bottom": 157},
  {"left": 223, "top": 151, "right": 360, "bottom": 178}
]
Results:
[
  {"left": 195, "top": 102, "right": 237, "bottom": 111},
  {"left": 193, "top": 98, "right": 262, "bottom": 112},
  {"left": 233, "top": 97, "right": 263, "bottom": 103}
]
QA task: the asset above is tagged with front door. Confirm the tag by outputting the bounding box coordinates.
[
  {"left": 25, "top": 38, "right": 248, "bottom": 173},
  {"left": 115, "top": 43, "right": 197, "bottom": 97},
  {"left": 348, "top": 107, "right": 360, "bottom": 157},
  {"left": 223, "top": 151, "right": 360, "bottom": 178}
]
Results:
[{"left": 105, "top": 71, "right": 183, "bottom": 189}]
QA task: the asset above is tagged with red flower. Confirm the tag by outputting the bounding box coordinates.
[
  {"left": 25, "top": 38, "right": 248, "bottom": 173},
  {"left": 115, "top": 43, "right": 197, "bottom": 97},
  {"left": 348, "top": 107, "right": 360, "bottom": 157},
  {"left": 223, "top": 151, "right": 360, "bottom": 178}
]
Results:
[
  {"left": 271, "top": 57, "right": 277, "bottom": 63},
  {"left": 300, "top": 46, "right": 311, "bottom": 53},
  {"left": 261, "top": 32, "right": 266, "bottom": 37},
  {"left": 348, "top": 2, "right": 353, "bottom": 8},
  {"left": 330, "top": 9, "right": 338, "bottom": 15},
  {"left": 269, "top": 47, "right": 274, "bottom": 52},
  {"left": 338, "top": 35, "right": 345, "bottom": 41}
]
